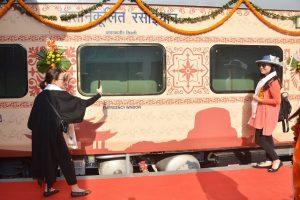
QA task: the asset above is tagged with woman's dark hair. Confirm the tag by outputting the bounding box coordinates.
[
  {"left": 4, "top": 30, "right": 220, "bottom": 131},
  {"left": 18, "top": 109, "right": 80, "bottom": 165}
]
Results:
[
  {"left": 39, "top": 68, "right": 62, "bottom": 89},
  {"left": 260, "top": 64, "right": 282, "bottom": 91}
]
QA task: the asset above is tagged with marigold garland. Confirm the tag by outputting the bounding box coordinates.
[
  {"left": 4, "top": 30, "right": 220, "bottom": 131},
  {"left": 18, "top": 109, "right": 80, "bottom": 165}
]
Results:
[
  {"left": 0, "top": 0, "right": 299, "bottom": 36},
  {"left": 244, "top": 0, "right": 300, "bottom": 36},
  {"left": 17, "top": 0, "right": 123, "bottom": 32},
  {"left": 135, "top": 0, "right": 243, "bottom": 35},
  {"left": 11, "top": 0, "right": 300, "bottom": 26},
  {"left": 143, "top": 0, "right": 238, "bottom": 24},
  {"left": 142, "top": 0, "right": 299, "bottom": 25},
  {"left": 0, "top": 0, "right": 13, "bottom": 19}
]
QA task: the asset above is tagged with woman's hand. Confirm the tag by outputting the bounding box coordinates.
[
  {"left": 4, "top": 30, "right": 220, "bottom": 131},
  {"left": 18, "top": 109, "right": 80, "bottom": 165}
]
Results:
[{"left": 96, "top": 81, "right": 103, "bottom": 96}]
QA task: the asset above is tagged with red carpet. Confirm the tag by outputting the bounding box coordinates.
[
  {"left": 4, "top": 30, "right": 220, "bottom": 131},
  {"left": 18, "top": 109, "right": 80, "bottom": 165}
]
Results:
[{"left": 0, "top": 166, "right": 293, "bottom": 200}]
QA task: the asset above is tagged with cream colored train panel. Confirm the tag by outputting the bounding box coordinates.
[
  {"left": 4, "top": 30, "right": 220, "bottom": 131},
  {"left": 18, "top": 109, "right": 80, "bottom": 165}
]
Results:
[{"left": 0, "top": 1, "right": 299, "bottom": 157}]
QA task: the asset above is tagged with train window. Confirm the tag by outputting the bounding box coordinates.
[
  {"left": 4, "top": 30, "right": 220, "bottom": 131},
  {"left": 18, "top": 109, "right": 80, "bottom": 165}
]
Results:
[
  {"left": 210, "top": 45, "right": 283, "bottom": 93},
  {"left": 78, "top": 44, "right": 165, "bottom": 96},
  {"left": 0, "top": 44, "right": 27, "bottom": 98}
]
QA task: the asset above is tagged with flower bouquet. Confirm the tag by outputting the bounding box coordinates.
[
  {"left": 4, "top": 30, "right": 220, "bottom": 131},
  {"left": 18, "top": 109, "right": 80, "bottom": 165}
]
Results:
[
  {"left": 287, "top": 56, "right": 300, "bottom": 73},
  {"left": 36, "top": 39, "right": 71, "bottom": 73}
]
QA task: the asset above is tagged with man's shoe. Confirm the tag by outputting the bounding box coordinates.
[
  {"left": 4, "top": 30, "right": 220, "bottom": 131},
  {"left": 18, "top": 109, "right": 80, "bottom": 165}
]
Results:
[{"left": 71, "top": 190, "right": 91, "bottom": 197}]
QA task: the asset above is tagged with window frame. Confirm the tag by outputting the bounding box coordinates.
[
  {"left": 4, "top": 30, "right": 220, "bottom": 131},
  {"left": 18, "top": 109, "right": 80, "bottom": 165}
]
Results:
[
  {"left": 0, "top": 44, "right": 28, "bottom": 98},
  {"left": 209, "top": 44, "right": 283, "bottom": 94},
  {"left": 77, "top": 43, "right": 166, "bottom": 96}
]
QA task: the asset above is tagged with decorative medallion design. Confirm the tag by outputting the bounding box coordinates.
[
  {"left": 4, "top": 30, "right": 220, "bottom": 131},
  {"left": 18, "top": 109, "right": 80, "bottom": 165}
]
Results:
[{"left": 167, "top": 47, "right": 209, "bottom": 94}]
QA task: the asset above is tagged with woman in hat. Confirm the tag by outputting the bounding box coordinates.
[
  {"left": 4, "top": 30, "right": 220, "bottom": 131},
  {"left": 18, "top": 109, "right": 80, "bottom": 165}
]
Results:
[
  {"left": 28, "top": 40, "right": 102, "bottom": 197},
  {"left": 248, "top": 55, "right": 283, "bottom": 172}
]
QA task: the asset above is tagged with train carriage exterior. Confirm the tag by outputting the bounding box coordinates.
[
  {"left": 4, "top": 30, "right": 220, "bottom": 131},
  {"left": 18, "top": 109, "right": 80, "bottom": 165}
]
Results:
[{"left": 0, "top": 0, "right": 299, "bottom": 175}]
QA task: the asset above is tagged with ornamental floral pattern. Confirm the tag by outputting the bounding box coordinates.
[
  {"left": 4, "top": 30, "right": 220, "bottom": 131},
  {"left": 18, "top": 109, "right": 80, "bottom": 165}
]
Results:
[
  {"left": 28, "top": 46, "right": 77, "bottom": 97},
  {"left": 167, "top": 47, "right": 209, "bottom": 94}
]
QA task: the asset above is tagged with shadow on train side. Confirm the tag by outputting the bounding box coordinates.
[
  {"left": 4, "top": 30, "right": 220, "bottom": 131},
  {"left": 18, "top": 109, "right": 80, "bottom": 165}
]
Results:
[{"left": 125, "top": 107, "right": 253, "bottom": 153}]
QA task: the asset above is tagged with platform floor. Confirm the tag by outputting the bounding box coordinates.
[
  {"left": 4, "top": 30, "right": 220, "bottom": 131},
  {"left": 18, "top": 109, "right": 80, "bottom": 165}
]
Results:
[{"left": 0, "top": 164, "right": 293, "bottom": 200}]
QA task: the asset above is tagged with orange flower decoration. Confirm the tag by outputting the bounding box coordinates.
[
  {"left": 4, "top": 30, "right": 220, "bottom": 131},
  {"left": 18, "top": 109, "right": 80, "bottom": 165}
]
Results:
[{"left": 46, "top": 39, "right": 57, "bottom": 51}]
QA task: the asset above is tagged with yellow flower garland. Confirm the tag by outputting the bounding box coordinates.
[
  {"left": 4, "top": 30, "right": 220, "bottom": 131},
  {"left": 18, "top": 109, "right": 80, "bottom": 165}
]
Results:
[
  {"left": 244, "top": 0, "right": 300, "bottom": 36},
  {"left": 135, "top": 0, "right": 244, "bottom": 35},
  {"left": 17, "top": 0, "right": 123, "bottom": 32},
  {"left": 0, "top": 0, "right": 14, "bottom": 19}
]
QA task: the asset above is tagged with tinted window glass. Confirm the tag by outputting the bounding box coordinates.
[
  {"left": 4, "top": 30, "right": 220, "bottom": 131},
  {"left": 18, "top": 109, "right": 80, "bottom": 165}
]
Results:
[
  {"left": 78, "top": 44, "right": 165, "bottom": 95},
  {"left": 210, "top": 45, "right": 283, "bottom": 93},
  {"left": 0, "top": 44, "right": 27, "bottom": 98}
]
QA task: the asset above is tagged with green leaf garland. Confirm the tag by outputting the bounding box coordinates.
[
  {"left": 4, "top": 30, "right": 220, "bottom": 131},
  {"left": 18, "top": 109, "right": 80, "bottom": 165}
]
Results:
[{"left": 10, "top": 0, "right": 300, "bottom": 26}]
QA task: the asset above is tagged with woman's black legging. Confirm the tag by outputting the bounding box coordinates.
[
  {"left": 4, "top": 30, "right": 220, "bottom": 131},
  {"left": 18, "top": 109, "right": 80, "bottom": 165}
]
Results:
[
  {"left": 255, "top": 128, "right": 279, "bottom": 161},
  {"left": 57, "top": 135, "right": 77, "bottom": 186},
  {"left": 46, "top": 134, "right": 77, "bottom": 188}
]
